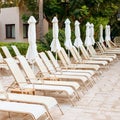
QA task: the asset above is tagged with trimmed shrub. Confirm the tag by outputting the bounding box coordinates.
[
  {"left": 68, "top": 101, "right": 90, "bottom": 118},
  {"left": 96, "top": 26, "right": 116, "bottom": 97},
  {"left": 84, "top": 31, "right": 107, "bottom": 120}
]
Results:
[
  {"left": 0, "top": 42, "right": 47, "bottom": 57},
  {"left": 44, "top": 29, "right": 75, "bottom": 49}
]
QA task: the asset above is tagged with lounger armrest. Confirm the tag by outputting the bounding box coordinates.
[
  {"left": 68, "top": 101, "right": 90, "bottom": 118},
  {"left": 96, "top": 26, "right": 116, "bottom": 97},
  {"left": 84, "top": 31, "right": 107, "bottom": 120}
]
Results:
[
  {"left": 36, "top": 71, "right": 43, "bottom": 77},
  {"left": 68, "top": 64, "right": 77, "bottom": 68},
  {"left": 0, "top": 91, "right": 9, "bottom": 100},
  {"left": 55, "top": 67, "right": 62, "bottom": 71},
  {"left": 42, "top": 75, "right": 59, "bottom": 81}
]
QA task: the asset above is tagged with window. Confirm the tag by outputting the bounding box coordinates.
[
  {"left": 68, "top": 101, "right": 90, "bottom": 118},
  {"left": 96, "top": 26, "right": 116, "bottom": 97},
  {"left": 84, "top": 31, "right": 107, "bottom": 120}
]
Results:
[
  {"left": 23, "top": 24, "right": 28, "bottom": 38},
  {"left": 6, "top": 24, "right": 15, "bottom": 38}
]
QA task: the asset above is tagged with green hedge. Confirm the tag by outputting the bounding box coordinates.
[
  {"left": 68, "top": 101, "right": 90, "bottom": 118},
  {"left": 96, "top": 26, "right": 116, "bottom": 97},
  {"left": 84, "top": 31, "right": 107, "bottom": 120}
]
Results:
[
  {"left": 44, "top": 29, "right": 75, "bottom": 49},
  {"left": 0, "top": 42, "right": 48, "bottom": 57},
  {"left": 0, "top": 28, "right": 75, "bottom": 57}
]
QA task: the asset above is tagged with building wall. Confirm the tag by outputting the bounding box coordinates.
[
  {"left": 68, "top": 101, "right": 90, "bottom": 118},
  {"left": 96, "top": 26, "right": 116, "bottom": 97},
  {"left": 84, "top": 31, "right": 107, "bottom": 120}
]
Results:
[
  {"left": 0, "top": 7, "right": 48, "bottom": 43},
  {"left": 0, "top": 7, "right": 26, "bottom": 42}
]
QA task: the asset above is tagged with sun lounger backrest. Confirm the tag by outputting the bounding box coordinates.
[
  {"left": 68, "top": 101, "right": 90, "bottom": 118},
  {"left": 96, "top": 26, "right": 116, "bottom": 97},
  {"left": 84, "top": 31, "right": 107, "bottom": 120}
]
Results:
[
  {"left": 0, "top": 53, "right": 3, "bottom": 60},
  {"left": 46, "top": 51, "right": 61, "bottom": 70},
  {"left": 1, "top": 46, "right": 12, "bottom": 58},
  {"left": 86, "top": 46, "right": 94, "bottom": 56},
  {"left": 57, "top": 50, "right": 68, "bottom": 67},
  {"left": 101, "top": 42, "right": 107, "bottom": 51},
  {"left": 80, "top": 45, "right": 89, "bottom": 59},
  {"left": 39, "top": 52, "right": 56, "bottom": 74},
  {"left": 87, "top": 46, "right": 97, "bottom": 56},
  {"left": 60, "top": 48, "right": 72, "bottom": 64},
  {"left": 109, "top": 40, "right": 117, "bottom": 47},
  {"left": 69, "top": 47, "right": 79, "bottom": 63},
  {"left": 35, "top": 56, "right": 50, "bottom": 76},
  {"left": 106, "top": 40, "right": 111, "bottom": 48},
  {"left": 72, "top": 46, "right": 82, "bottom": 62},
  {"left": 90, "top": 46, "right": 96, "bottom": 54},
  {"left": 5, "top": 58, "right": 27, "bottom": 88},
  {"left": 0, "top": 53, "right": 4, "bottom": 63},
  {"left": 96, "top": 42, "right": 104, "bottom": 53},
  {"left": 17, "top": 56, "right": 37, "bottom": 83},
  {"left": 11, "top": 45, "right": 21, "bottom": 56}
]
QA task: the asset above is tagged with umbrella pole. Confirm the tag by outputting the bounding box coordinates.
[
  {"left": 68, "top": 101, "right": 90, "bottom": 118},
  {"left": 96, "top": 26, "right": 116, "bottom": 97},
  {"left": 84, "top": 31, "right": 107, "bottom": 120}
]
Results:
[
  {"left": 31, "top": 63, "right": 35, "bottom": 72},
  {"left": 56, "top": 52, "right": 58, "bottom": 60},
  {"left": 68, "top": 50, "right": 70, "bottom": 58},
  {"left": 78, "top": 47, "right": 80, "bottom": 54}
]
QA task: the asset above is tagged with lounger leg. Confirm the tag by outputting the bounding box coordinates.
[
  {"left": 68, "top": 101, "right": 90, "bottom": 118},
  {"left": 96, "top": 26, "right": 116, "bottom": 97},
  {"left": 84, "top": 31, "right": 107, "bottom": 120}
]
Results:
[
  {"left": 75, "top": 90, "right": 81, "bottom": 100},
  {"left": 45, "top": 112, "right": 52, "bottom": 120},
  {"left": 7, "top": 112, "right": 11, "bottom": 119},
  {"left": 46, "top": 111, "right": 54, "bottom": 120},
  {"left": 56, "top": 104, "right": 64, "bottom": 115},
  {"left": 41, "top": 104, "right": 55, "bottom": 120},
  {"left": 93, "top": 76, "right": 99, "bottom": 82},
  {"left": 68, "top": 96, "right": 75, "bottom": 106},
  {"left": 82, "top": 82, "right": 88, "bottom": 91},
  {"left": 90, "top": 78, "right": 95, "bottom": 86}
]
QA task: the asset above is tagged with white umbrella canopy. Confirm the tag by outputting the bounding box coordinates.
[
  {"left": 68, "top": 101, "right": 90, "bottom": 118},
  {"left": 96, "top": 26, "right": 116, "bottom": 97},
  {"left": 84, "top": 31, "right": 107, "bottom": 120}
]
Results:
[
  {"left": 26, "top": 16, "right": 38, "bottom": 64},
  {"left": 105, "top": 25, "right": 111, "bottom": 41},
  {"left": 74, "top": 20, "right": 83, "bottom": 48},
  {"left": 90, "top": 23, "right": 95, "bottom": 45},
  {"left": 99, "top": 24, "right": 104, "bottom": 43},
  {"left": 107, "top": 25, "right": 111, "bottom": 41},
  {"left": 84, "top": 22, "right": 92, "bottom": 47},
  {"left": 64, "top": 18, "right": 73, "bottom": 50},
  {"left": 50, "top": 16, "right": 61, "bottom": 52}
]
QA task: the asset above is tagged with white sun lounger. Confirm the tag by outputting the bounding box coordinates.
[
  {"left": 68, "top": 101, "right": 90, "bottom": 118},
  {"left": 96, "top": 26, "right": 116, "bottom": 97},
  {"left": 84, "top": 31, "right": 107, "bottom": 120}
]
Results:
[
  {"left": 105, "top": 40, "right": 120, "bottom": 50},
  {"left": 46, "top": 51, "right": 95, "bottom": 76},
  {"left": 79, "top": 45, "right": 115, "bottom": 63},
  {"left": 58, "top": 47, "right": 100, "bottom": 71},
  {"left": 96, "top": 42, "right": 117, "bottom": 59},
  {"left": 0, "top": 81, "right": 63, "bottom": 120},
  {"left": 17, "top": 55, "right": 80, "bottom": 90},
  {"left": 0, "top": 101, "right": 48, "bottom": 120},
  {"left": 11, "top": 45, "right": 21, "bottom": 56},
  {"left": 39, "top": 52, "right": 92, "bottom": 78},
  {"left": 1, "top": 46, "right": 19, "bottom": 64},
  {"left": 16, "top": 55, "right": 81, "bottom": 98},
  {"left": 35, "top": 55, "right": 93, "bottom": 90},
  {"left": 5, "top": 57, "right": 78, "bottom": 106},
  {"left": 99, "top": 42, "right": 120, "bottom": 55},
  {"left": 70, "top": 46, "right": 108, "bottom": 66},
  {"left": 87, "top": 45, "right": 114, "bottom": 62},
  {"left": 1, "top": 46, "right": 12, "bottom": 58}
]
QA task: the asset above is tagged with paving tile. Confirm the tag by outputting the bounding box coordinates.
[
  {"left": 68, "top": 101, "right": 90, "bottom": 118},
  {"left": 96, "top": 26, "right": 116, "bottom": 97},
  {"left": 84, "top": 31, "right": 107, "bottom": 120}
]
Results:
[{"left": 0, "top": 59, "right": 120, "bottom": 119}]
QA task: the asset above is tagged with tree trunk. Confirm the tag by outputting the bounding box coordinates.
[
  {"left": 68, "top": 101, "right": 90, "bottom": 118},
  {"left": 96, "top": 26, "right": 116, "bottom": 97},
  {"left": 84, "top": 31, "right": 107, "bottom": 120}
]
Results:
[{"left": 39, "top": 0, "right": 44, "bottom": 40}]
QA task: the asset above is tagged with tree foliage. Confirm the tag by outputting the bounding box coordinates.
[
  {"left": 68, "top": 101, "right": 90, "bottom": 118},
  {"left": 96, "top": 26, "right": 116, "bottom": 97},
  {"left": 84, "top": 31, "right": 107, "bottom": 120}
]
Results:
[
  {"left": 1, "top": 0, "right": 120, "bottom": 37},
  {"left": 43, "top": 0, "right": 120, "bottom": 38}
]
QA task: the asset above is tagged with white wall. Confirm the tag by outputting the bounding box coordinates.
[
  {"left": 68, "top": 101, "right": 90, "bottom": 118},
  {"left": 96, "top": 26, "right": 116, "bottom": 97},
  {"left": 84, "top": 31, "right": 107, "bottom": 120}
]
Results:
[
  {"left": 0, "top": 7, "right": 49, "bottom": 43},
  {"left": 0, "top": 7, "right": 25, "bottom": 42}
]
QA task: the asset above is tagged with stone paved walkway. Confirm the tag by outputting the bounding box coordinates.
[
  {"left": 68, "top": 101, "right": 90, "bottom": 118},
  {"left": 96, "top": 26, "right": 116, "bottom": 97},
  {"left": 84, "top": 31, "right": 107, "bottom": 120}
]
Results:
[{"left": 0, "top": 59, "right": 120, "bottom": 120}]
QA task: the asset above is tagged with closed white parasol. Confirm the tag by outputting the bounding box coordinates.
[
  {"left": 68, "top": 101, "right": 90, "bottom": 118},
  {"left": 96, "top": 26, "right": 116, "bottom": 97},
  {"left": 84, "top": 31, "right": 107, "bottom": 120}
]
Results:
[
  {"left": 84, "top": 22, "right": 92, "bottom": 47},
  {"left": 90, "top": 23, "right": 95, "bottom": 45},
  {"left": 50, "top": 16, "right": 61, "bottom": 53},
  {"left": 64, "top": 18, "right": 73, "bottom": 50},
  {"left": 26, "top": 16, "right": 38, "bottom": 64},
  {"left": 99, "top": 24, "right": 104, "bottom": 43},
  {"left": 105, "top": 25, "right": 111, "bottom": 41},
  {"left": 74, "top": 20, "right": 83, "bottom": 48}
]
